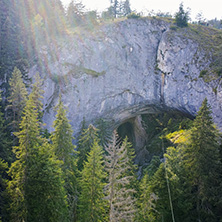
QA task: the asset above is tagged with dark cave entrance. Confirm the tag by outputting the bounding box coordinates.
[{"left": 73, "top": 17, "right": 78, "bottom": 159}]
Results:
[
  {"left": 116, "top": 112, "right": 193, "bottom": 166},
  {"left": 117, "top": 121, "right": 135, "bottom": 147}
]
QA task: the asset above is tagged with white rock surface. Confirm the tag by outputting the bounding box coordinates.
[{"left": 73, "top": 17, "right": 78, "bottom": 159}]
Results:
[{"left": 29, "top": 18, "right": 222, "bottom": 134}]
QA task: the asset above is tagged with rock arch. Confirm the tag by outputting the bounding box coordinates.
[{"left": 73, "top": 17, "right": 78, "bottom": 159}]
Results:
[{"left": 29, "top": 18, "right": 221, "bottom": 135}]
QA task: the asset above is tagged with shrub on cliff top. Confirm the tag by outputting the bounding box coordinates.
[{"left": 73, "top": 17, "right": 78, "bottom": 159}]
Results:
[
  {"left": 175, "top": 3, "right": 189, "bottom": 27},
  {"left": 127, "top": 12, "right": 140, "bottom": 19}
]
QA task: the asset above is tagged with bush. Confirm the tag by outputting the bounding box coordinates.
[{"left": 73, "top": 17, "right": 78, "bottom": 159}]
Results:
[
  {"left": 199, "top": 70, "right": 208, "bottom": 78},
  {"left": 127, "top": 12, "right": 140, "bottom": 19},
  {"left": 170, "top": 25, "right": 178, "bottom": 30}
]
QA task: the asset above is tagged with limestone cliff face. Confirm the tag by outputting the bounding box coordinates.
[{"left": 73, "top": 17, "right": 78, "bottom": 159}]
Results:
[{"left": 29, "top": 18, "right": 222, "bottom": 133}]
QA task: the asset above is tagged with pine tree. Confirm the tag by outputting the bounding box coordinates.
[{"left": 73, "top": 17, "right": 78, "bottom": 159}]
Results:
[
  {"left": 95, "top": 118, "right": 112, "bottom": 147},
  {"left": 0, "top": 0, "right": 27, "bottom": 84},
  {"left": 0, "top": 158, "right": 9, "bottom": 222},
  {"left": 0, "top": 91, "right": 11, "bottom": 221},
  {"left": 138, "top": 173, "right": 158, "bottom": 222},
  {"left": 78, "top": 139, "right": 107, "bottom": 222},
  {"left": 0, "top": 90, "right": 11, "bottom": 162},
  {"left": 25, "top": 142, "right": 68, "bottom": 222},
  {"left": 51, "top": 95, "right": 75, "bottom": 166},
  {"left": 7, "top": 83, "right": 68, "bottom": 221},
  {"left": 50, "top": 94, "right": 78, "bottom": 221},
  {"left": 7, "top": 87, "right": 43, "bottom": 221},
  {"left": 31, "top": 73, "right": 44, "bottom": 118},
  {"left": 184, "top": 98, "right": 222, "bottom": 221},
  {"left": 77, "top": 124, "right": 99, "bottom": 170},
  {"left": 137, "top": 156, "right": 160, "bottom": 221},
  {"left": 175, "top": 3, "right": 189, "bottom": 27},
  {"left": 124, "top": 0, "right": 131, "bottom": 16},
  {"left": 110, "top": 0, "right": 119, "bottom": 18},
  {"left": 67, "top": 0, "right": 85, "bottom": 28},
  {"left": 7, "top": 67, "right": 28, "bottom": 134},
  {"left": 119, "top": 0, "right": 131, "bottom": 17},
  {"left": 141, "top": 144, "right": 194, "bottom": 221},
  {"left": 160, "top": 146, "right": 193, "bottom": 221},
  {"left": 105, "top": 132, "right": 137, "bottom": 222}
]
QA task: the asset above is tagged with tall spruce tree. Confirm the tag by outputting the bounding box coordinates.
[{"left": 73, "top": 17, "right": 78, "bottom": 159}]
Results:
[
  {"left": 77, "top": 124, "right": 99, "bottom": 170},
  {"left": 7, "top": 89, "right": 42, "bottom": 221},
  {"left": 0, "top": 0, "right": 28, "bottom": 85},
  {"left": 7, "top": 81, "right": 68, "bottom": 222},
  {"left": 0, "top": 91, "right": 11, "bottom": 221},
  {"left": 138, "top": 173, "right": 159, "bottom": 222},
  {"left": 30, "top": 73, "right": 44, "bottom": 119},
  {"left": 51, "top": 95, "right": 75, "bottom": 165},
  {"left": 67, "top": 0, "right": 85, "bottom": 28},
  {"left": 95, "top": 118, "right": 112, "bottom": 147},
  {"left": 137, "top": 156, "right": 161, "bottom": 221},
  {"left": 25, "top": 142, "right": 68, "bottom": 222},
  {"left": 110, "top": 0, "right": 119, "bottom": 18},
  {"left": 105, "top": 132, "right": 137, "bottom": 222},
  {"left": 7, "top": 67, "right": 28, "bottom": 134},
  {"left": 50, "top": 94, "right": 78, "bottom": 221},
  {"left": 184, "top": 98, "right": 222, "bottom": 221},
  {"left": 122, "top": 0, "right": 131, "bottom": 16},
  {"left": 0, "top": 158, "right": 9, "bottom": 222},
  {"left": 0, "top": 90, "right": 11, "bottom": 162},
  {"left": 146, "top": 147, "right": 193, "bottom": 221},
  {"left": 78, "top": 139, "right": 107, "bottom": 221}
]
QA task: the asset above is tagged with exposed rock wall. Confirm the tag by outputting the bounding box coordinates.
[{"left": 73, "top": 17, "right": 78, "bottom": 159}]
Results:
[{"left": 29, "top": 18, "right": 222, "bottom": 134}]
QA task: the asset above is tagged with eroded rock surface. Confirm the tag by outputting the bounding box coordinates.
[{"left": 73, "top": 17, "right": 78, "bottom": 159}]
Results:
[{"left": 29, "top": 18, "right": 222, "bottom": 135}]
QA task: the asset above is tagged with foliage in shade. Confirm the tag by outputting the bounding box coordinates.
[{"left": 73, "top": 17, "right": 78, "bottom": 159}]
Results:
[
  {"left": 77, "top": 124, "right": 99, "bottom": 170},
  {"left": 0, "top": 91, "right": 12, "bottom": 221},
  {"left": 7, "top": 67, "right": 28, "bottom": 134},
  {"left": 30, "top": 73, "right": 44, "bottom": 118},
  {"left": 95, "top": 118, "right": 112, "bottom": 147},
  {"left": 0, "top": 0, "right": 28, "bottom": 84},
  {"left": 0, "top": 91, "right": 12, "bottom": 162},
  {"left": 0, "top": 158, "right": 9, "bottom": 221}
]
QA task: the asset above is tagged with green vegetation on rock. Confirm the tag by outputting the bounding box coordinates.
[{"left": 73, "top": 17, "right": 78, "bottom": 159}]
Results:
[{"left": 169, "top": 23, "right": 222, "bottom": 81}]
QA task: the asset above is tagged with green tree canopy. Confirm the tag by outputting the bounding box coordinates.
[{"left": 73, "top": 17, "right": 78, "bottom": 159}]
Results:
[
  {"left": 175, "top": 3, "right": 189, "bottom": 27},
  {"left": 50, "top": 94, "right": 78, "bottom": 221},
  {"left": 184, "top": 98, "right": 222, "bottom": 221},
  {"left": 77, "top": 124, "right": 99, "bottom": 170},
  {"left": 7, "top": 67, "right": 28, "bottom": 134},
  {"left": 7, "top": 80, "right": 68, "bottom": 222},
  {"left": 79, "top": 139, "right": 107, "bottom": 221}
]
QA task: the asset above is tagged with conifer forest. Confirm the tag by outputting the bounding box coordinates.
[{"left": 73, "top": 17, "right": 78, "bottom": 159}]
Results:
[{"left": 0, "top": 0, "right": 222, "bottom": 221}]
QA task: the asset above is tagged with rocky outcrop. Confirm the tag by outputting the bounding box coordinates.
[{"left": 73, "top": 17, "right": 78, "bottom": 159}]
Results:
[{"left": 29, "top": 18, "right": 222, "bottom": 135}]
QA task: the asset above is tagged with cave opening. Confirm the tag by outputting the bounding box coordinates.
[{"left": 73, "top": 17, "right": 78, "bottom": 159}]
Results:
[
  {"left": 117, "top": 121, "right": 135, "bottom": 147},
  {"left": 116, "top": 112, "right": 193, "bottom": 166}
]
